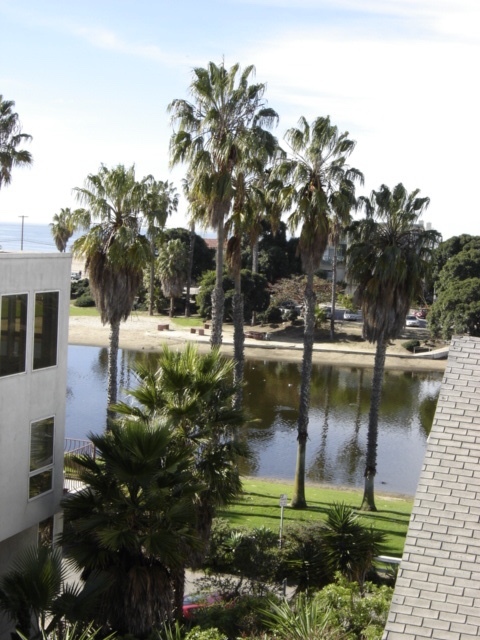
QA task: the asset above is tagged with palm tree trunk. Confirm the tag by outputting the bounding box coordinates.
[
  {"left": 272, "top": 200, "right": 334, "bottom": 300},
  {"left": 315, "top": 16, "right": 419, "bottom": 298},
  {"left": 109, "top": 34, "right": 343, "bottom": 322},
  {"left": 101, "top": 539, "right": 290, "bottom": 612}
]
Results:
[
  {"left": 360, "top": 337, "right": 387, "bottom": 512},
  {"left": 251, "top": 236, "right": 259, "bottom": 325},
  {"left": 211, "top": 217, "right": 225, "bottom": 347},
  {"left": 169, "top": 296, "right": 174, "bottom": 317},
  {"left": 232, "top": 268, "right": 244, "bottom": 410},
  {"left": 291, "top": 270, "right": 315, "bottom": 509},
  {"left": 107, "top": 319, "right": 120, "bottom": 416},
  {"left": 329, "top": 240, "right": 338, "bottom": 340},
  {"left": 148, "top": 240, "right": 155, "bottom": 316},
  {"left": 185, "top": 224, "right": 195, "bottom": 317}
]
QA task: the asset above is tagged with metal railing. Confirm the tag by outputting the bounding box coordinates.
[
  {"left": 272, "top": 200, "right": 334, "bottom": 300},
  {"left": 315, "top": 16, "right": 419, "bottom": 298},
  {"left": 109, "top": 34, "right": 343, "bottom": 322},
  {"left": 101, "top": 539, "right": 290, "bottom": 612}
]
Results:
[{"left": 64, "top": 438, "right": 95, "bottom": 492}]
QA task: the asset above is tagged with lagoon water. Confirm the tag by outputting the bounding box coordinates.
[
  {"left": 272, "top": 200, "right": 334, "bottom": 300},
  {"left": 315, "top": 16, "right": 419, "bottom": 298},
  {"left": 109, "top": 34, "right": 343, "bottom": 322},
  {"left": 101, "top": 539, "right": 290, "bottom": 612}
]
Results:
[{"left": 66, "top": 345, "right": 442, "bottom": 496}]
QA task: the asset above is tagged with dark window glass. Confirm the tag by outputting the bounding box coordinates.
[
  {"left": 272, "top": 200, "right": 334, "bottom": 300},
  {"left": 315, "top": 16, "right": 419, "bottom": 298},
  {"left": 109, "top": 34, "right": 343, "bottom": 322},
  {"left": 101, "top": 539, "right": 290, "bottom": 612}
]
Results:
[
  {"left": 0, "top": 294, "right": 28, "bottom": 377},
  {"left": 29, "top": 470, "right": 53, "bottom": 499},
  {"left": 29, "top": 417, "right": 54, "bottom": 499},
  {"left": 33, "top": 292, "right": 59, "bottom": 370}
]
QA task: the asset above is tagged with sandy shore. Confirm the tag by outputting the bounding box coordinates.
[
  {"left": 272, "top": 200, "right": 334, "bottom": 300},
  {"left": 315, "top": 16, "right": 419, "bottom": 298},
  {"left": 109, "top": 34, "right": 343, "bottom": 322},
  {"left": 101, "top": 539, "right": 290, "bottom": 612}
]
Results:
[{"left": 68, "top": 312, "right": 447, "bottom": 372}]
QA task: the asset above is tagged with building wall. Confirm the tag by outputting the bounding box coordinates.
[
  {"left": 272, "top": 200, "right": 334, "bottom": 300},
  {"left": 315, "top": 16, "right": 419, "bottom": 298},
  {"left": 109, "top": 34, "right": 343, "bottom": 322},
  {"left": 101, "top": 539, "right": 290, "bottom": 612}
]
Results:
[{"left": 0, "top": 252, "right": 70, "bottom": 557}]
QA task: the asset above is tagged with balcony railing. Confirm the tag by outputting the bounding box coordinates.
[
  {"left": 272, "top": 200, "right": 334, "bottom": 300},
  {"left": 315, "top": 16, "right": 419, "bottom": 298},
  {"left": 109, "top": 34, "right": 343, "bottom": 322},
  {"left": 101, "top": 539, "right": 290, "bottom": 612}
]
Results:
[{"left": 64, "top": 438, "right": 95, "bottom": 492}]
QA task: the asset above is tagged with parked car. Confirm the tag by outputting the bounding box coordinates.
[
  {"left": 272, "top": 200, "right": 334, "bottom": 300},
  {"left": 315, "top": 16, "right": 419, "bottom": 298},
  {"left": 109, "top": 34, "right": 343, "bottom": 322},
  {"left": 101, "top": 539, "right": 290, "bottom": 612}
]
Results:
[
  {"left": 182, "top": 592, "right": 223, "bottom": 619},
  {"left": 318, "top": 306, "right": 332, "bottom": 319},
  {"left": 405, "top": 315, "right": 420, "bottom": 327},
  {"left": 343, "top": 309, "right": 362, "bottom": 321},
  {"left": 415, "top": 308, "right": 428, "bottom": 319}
]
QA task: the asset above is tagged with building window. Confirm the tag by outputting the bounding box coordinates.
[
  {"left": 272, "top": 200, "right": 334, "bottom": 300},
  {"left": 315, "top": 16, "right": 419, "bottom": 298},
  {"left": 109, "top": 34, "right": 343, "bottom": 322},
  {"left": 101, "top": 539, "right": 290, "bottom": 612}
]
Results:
[
  {"left": 29, "top": 417, "right": 54, "bottom": 499},
  {"left": 0, "top": 293, "right": 28, "bottom": 377},
  {"left": 33, "top": 292, "right": 59, "bottom": 370}
]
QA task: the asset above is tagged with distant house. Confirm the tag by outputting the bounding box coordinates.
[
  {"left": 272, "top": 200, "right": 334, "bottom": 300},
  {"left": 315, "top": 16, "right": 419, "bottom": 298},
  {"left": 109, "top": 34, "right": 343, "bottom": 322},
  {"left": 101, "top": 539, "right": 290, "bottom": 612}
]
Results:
[{"left": 0, "top": 252, "right": 70, "bottom": 639}]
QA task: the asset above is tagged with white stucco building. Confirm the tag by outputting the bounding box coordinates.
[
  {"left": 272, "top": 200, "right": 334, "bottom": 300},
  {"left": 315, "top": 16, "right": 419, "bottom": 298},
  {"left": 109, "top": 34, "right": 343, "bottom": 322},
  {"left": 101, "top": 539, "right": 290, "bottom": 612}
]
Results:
[{"left": 0, "top": 252, "right": 70, "bottom": 637}]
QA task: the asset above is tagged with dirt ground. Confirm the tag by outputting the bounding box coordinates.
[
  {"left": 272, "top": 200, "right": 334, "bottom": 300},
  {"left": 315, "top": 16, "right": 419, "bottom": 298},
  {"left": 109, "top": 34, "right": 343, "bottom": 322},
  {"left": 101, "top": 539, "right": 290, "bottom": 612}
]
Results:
[{"left": 68, "top": 312, "right": 447, "bottom": 372}]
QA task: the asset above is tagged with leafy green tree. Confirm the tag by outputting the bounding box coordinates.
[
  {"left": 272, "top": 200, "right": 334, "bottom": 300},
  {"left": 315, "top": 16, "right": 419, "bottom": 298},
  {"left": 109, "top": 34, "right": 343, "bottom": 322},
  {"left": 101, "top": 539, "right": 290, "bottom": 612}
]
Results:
[
  {"left": 157, "top": 238, "right": 189, "bottom": 316},
  {"left": 432, "top": 234, "right": 480, "bottom": 281},
  {"left": 347, "top": 183, "right": 440, "bottom": 510},
  {"left": 60, "top": 420, "right": 201, "bottom": 636},
  {"left": 0, "top": 95, "right": 32, "bottom": 189},
  {"left": 169, "top": 61, "right": 278, "bottom": 348},
  {"left": 72, "top": 164, "right": 151, "bottom": 407},
  {"left": 196, "top": 269, "right": 269, "bottom": 322},
  {"left": 429, "top": 278, "right": 480, "bottom": 339},
  {"left": 275, "top": 116, "right": 361, "bottom": 508},
  {"left": 50, "top": 207, "right": 89, "bottom": 253},
  {"left": 164, "top": 227, "right": 215, "bottom": 281},
  {"left": 141, "top": 178, "right": 178, "bottom": 315}
]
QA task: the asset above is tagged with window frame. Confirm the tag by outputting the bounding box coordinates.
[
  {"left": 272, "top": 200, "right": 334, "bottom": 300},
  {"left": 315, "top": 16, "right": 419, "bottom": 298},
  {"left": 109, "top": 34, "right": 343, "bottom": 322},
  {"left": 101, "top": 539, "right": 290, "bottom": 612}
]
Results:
[
  {"left": 0, "top": 292, "right": 28, "bottom": 378},
  {"left": 28, "top": 416, "right": 55, "bottom": 501},
  {"left": 33, "top": 290, "right": 60, "bottom": 371}
]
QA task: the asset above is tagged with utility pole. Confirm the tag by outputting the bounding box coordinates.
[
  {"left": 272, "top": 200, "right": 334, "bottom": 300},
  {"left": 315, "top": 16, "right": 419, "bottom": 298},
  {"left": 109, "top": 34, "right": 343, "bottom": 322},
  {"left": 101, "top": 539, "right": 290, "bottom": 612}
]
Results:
[{"left": 19, "top": 216, "right": 28, "bottom": 250}]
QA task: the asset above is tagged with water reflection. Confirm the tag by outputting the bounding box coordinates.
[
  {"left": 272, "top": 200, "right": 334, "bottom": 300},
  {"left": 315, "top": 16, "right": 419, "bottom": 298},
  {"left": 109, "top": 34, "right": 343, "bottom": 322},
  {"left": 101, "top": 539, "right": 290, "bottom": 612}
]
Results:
[{"left": 66, "top": 346, "right": 442, "bottom": 496}]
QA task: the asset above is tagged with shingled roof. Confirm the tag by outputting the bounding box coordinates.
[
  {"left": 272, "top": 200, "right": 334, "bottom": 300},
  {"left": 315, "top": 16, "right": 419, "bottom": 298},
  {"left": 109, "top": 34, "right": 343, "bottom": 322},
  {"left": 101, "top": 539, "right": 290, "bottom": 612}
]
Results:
[{"left": 383, "top": 336, "right": 480, "bottom": 640}]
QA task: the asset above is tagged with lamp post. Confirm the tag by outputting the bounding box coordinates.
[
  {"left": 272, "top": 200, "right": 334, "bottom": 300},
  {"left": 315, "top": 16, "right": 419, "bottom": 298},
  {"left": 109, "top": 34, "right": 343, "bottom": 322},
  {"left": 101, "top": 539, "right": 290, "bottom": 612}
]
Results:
[{"left": 19, "top": 216, "right": 28, "bottom": 250}]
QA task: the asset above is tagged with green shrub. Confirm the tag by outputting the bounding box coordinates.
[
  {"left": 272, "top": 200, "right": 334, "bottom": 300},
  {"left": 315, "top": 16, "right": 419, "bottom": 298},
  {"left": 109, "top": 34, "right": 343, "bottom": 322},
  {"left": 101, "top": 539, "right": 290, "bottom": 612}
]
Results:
[
  {"left": 74, "top": 293, "right": 95, "bottom": 307},
  {"left": 185, "top": 627, "right": 227, "bottom": 640},
  {"left": 401, "top": 339, "right": 420, "bottom": 352},
  {"left": 70, "top": 278, "right": 90, "bottom": 300}
]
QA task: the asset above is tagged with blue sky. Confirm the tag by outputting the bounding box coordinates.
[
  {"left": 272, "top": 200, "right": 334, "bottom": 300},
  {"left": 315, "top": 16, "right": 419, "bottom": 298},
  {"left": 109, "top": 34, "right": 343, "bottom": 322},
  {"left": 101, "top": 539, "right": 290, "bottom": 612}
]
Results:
[{"left": 1, "top": 0, "right": 479, "bottom": 241}]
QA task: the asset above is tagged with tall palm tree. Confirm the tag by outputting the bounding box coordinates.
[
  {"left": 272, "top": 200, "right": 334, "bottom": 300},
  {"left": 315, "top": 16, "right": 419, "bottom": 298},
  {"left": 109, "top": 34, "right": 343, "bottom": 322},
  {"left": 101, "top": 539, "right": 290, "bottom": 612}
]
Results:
[
  {"left": 0, "top": 95, "right": 32, "bottom": 190},
  {"left": 225, "top": 141, "right": 278, "bottom": 408},
  {"left": 347, "top": 183, "right": 440, "bottom": 510},
  {"left": 328, "top": 174, "right": 363, "bottom": 339},
  {"left": 72, "top": 164, "right": 151, "bottom": 408},
  {"left": 157, "top": 238, "right": 189, "bottom": 317},
  {"left": 60, "top": 420, "right": 201, "bottom": 635},
  {"left": 141, "top": 178, "right": 178, "bottom": 315},
  {"left": 275, "top": 116, "right": 361, "bottom": 508},
  {"left": 169, "top": 61, "right": 278, "bottom": 347},
  {"left": 50, "top": 207, "right": 89, "bottom": 253}
]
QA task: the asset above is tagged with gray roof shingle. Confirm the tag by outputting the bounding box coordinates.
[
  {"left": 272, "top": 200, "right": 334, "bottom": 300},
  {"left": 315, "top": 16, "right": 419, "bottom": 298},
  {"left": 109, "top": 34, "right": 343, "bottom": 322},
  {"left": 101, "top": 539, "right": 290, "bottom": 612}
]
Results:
[{"left": 383, "top": 336, "right": 480, "bottom": 640}]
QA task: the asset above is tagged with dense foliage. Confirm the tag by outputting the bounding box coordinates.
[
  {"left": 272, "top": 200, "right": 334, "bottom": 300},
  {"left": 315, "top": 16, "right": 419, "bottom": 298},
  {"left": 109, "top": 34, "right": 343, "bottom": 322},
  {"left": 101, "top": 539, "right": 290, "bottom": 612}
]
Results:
[
  {"left": 429, "top": 236, "right": 480, "bottom": 338},
  {"left": 196, "top": 270, "right": 269, "bottom": 322}
]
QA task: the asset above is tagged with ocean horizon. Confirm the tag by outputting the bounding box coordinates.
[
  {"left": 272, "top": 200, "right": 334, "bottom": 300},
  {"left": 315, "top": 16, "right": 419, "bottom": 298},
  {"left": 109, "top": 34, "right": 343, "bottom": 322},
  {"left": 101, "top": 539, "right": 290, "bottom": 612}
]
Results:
[{"left": 0, "top": 221, "right": 61, "bottom": 252}]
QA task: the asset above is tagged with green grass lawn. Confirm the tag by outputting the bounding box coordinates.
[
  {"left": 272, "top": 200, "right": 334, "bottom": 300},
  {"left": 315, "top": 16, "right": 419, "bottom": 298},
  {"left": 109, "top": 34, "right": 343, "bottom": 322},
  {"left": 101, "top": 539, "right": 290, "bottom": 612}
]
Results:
[
  {"left": 218, "top": 477, "right": 413, "bottom": 557},
  {"left": 171, "top": 316, "right": 204, "bottom": 328},
  {"left": 69, "top": 304, "right": 99, "bottom": 317}
]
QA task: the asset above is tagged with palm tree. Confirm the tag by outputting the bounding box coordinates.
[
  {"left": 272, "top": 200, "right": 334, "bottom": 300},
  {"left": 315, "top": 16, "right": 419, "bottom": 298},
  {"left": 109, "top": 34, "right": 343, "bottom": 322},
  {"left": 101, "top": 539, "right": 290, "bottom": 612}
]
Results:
[
  {"left": 347, "top": 183, "right": 440, "bottom": 510},
  {"left": 275, "top": 116, "right": 361, "bottom": 509},
  {"left": 50, "top": 207, "right": 89, "bottom": 253},
  {"left": 60, "top": 420, "right": 201, "bottom": 635},
  {"left": 169, "top": 61, "right": 278, "bottom": 347},
  {"left": 141, "top": 178, "right": 178, "bottom": 315},
  {"left": 72, "top": 164, "right": 151, "bottom": 407},
  {"left": 0, "top": 545, "right": 100, "bottom": 639},
  {"left": 225, "top": 142, "right": 278, "bottom": 408},
  {"left": 114, "top": 344, "right": 245, "bottom": 610},
  {"left": 0, "top": 95, "right": 32, "bottom": 190},
  {"left": 328, "top": 174, "right": 363, "bottom": 339},
  {"left": 157, "top": 238, "right": 189, "bottom": 316}
]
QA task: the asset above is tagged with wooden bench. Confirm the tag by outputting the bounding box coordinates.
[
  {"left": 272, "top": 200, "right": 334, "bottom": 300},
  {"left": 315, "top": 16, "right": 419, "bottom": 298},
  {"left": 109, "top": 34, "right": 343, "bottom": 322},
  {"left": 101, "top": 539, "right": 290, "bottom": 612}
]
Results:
[{"left": 245, "top": 331, "right": 267, "bottom": 340}]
